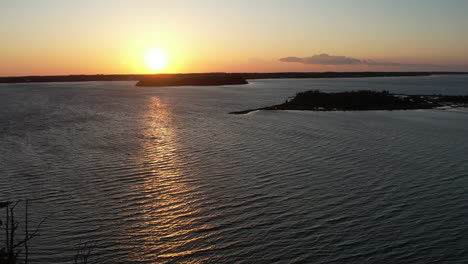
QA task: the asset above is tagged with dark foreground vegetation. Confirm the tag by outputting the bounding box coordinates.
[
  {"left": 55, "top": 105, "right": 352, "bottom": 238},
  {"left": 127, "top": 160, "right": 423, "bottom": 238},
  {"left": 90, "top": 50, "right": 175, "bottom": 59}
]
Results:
[
  {"left": 230, "top": 90, "right": 468, "bottom": 114},
  {"left": 1, "top": 200, "right": 93, "bottom": 264},
  {"left": 136, "top": 73, "right": 248, "bottom": 86},
  {"left": 1, "top": 72, "right": 467, "bottom": 84},
  {"left": 0, "top": 200, "right": 38, "bottom": 264}
]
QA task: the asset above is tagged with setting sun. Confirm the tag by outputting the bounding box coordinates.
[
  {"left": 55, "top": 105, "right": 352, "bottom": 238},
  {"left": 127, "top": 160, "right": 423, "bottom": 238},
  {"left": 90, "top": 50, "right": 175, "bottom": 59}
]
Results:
[{"left": 145, "top": 49, "right": 168, "bottom": 72}]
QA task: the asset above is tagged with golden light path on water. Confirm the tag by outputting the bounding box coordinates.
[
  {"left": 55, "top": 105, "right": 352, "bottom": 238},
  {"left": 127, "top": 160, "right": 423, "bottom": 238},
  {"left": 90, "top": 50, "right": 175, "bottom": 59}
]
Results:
[{"left": 125, "top": 97, "right": 214, "bottom": 263}]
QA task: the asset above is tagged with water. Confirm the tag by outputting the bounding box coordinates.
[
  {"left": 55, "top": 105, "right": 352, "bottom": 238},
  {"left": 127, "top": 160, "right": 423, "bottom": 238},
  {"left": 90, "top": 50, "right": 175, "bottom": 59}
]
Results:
[{"left": 1, "top": 75, "right": 468, "bottom": 263}]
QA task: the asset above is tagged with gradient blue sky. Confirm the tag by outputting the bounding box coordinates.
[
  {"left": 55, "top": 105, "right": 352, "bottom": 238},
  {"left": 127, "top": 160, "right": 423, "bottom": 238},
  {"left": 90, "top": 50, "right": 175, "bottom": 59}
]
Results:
[{"left": 1, "top": 0, "right": 467, "bottom": 75}]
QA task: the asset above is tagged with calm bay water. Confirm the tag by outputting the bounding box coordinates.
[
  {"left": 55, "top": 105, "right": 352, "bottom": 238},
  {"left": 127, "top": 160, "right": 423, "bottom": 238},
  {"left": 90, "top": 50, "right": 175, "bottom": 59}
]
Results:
[{"left": 1, "top": 75, "right": 468, "bottom": 263}]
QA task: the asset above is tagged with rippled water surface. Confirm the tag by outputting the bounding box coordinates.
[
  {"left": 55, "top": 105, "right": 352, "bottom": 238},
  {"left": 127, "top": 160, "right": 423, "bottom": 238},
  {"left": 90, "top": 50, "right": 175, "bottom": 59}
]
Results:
[{"left": 1, "top": 75, "right": 468, "bottom": 263}]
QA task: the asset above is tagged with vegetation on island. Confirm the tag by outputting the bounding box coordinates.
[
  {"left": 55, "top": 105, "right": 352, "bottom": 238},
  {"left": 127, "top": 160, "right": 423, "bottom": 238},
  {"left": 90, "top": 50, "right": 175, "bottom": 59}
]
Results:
[
  {"left": 230, "top": 90, "right": 468, "bottom": 114},
  {"left": 136, "top": 73, "right": 248, "bottom": 87}
]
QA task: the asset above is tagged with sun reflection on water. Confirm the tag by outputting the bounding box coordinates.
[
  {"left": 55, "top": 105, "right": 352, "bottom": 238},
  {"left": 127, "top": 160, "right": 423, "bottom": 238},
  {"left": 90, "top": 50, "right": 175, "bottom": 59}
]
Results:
[{"left": 124, "top": 97, "right": 212, "bottom": 263}]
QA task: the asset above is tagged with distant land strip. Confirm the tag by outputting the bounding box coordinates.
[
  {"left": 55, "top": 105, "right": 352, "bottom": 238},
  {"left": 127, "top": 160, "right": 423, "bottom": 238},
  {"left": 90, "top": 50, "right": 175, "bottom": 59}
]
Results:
[{"left": 1, "top": 72, "right": 467, "bottom": 84}]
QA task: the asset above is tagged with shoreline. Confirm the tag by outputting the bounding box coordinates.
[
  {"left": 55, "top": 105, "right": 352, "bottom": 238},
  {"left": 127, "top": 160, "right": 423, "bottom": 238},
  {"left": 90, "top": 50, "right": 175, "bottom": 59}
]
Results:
[{"left": 1, "top": 72, "right": 467, "bottom": 84}]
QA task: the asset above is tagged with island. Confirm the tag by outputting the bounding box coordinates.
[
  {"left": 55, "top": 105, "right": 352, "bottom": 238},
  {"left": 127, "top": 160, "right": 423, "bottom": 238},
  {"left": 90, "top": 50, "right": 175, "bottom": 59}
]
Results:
[
  {"left": 230, "top": 90, "right": 468, "bottom": 114},
  {"left": 135, "top": 73, "right": 248, "bottom": 87}
]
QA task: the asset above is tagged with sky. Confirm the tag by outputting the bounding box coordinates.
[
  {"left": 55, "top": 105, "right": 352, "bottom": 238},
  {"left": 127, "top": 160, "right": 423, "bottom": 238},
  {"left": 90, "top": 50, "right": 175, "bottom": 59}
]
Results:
[{"left": 1, "top": 0, "right": 468, "bottom": 76}]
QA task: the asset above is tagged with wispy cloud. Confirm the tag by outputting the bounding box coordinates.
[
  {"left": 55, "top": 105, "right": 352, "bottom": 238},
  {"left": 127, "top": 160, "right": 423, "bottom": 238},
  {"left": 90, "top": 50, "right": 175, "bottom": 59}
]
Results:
[{"left": 279, "top": 53, "right": 443, "bottom": 68}]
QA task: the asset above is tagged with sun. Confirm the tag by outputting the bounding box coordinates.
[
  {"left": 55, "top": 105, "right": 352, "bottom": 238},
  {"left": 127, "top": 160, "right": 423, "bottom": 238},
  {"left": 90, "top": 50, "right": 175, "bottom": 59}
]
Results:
[{"left": 145, "top": 49, "right": 168, "bottom": 71}]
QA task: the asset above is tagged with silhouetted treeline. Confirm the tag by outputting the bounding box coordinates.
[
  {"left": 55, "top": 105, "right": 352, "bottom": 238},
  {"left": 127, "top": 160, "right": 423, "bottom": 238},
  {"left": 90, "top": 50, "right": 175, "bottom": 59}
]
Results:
[
  {"left": 231, "top": 90, "right": 468, "bottom": 114},
  {"left": 0, "top": 74, "right": 142, "bottom": 83},
  {"left": 136, "top": 73, "right": 248, "bottom": 86},
  {"left": 275, "top": 90, "right": 435, "bottom": 110},
  {"left": 1, "top": 72, "right": 467, "bottom": 84},
  {"left": 241, "top": 72, "right": 437, "bottom": 79}
]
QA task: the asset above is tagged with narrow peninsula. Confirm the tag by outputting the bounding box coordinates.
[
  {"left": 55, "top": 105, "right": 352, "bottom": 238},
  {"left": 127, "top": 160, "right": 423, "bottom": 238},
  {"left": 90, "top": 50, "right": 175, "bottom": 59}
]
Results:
[{"left": 230, "top": 90, "right": 468, "bottom": 114}]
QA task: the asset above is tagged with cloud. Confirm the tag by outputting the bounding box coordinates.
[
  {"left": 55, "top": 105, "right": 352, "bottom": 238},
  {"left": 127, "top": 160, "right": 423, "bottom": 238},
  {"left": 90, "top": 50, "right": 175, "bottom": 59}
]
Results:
[
  {"left": 279, "top": 53, "right": 444, "bottom": 68},
  {"left": 279, "top": 54, "right": 362, "bottom": 65}
]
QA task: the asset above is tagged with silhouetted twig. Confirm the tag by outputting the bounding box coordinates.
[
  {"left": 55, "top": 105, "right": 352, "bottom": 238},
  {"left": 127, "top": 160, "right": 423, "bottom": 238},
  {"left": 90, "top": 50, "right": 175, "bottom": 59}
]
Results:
[{"left": 0, "top": 199, "right": 48, "bottom": 264}]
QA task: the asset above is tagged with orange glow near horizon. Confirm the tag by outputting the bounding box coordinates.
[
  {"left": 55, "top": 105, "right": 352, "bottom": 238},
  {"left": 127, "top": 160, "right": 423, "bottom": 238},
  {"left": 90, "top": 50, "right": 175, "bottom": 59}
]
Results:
[{"left": 1, "top": 1, "right": 468, "bottom": 76}]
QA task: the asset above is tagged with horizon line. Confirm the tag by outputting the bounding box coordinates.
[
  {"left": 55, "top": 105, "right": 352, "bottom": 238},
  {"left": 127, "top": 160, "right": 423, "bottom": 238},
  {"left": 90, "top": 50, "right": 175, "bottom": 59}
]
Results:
[{"left": 2, "top": 71, "right": 468, "bottom": 79}]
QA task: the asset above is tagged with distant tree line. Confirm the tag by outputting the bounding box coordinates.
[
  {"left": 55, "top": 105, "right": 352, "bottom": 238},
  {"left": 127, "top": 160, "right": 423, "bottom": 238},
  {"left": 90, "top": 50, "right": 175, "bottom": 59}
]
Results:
[
  {"left": 274, "top": 90, "right": 433, "bottom": 111},
  {"left": 231, "top": 90, "right": 468, "bottom": 114}
]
